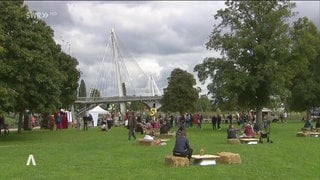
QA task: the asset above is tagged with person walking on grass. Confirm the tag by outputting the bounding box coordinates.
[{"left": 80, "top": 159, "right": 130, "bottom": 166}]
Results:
[
  {"left": 217, "top": 114, "right": 222, "bottom": 130},
  {"left": 211, "top": 114, "right": 217, "bottom": 131},
  {"left": 128, "top": 112, "right": 137, "bottom": 140},
  {"left": 55, "top": 112, "right": 62, "bottom": 131},
  {"left": 198, "top": 113, "right": 203, "bottom": 129}
]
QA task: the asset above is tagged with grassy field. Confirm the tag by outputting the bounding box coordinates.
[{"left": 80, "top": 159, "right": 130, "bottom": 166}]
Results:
[{"left": 0, "top": 120, "right": 319, "bottom": 180}]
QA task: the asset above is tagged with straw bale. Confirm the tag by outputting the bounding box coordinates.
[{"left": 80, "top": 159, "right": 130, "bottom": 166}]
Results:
[
  {"left": 217, "top": 152, "right": 241, "bottom": 164},
  {"left": 227, "top": 139, "right": 241, "bottom": 144},
  {"left": 136, "top": 139, "right": 156, "bottom": 146},
  {"left": 301, "top": 128, "right": 311, "bottom": 132},
  {"left": 164, "top": 155, "right": 189, "bottom": 167},
  {"left": 296, "top": 132, "right": 310, "bottom": 137},
  {"left": 155, "top": 132, "right": 175, "bottom": 139}
]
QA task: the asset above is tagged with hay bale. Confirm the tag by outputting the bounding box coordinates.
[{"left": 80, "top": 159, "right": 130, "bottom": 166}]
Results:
[
  {"left": 136, "top": 139, "right": 156, "bottom": 146},
  {"left": 301, "top": 128, "right": 311, "bottom": 132},
  {"left": 164, "top": 155, "right": 189, "bottom": 167},
  {"left": 227, "top": 139, "right": 241, "bottom": 144},
  {"left": 155, "top": 132, "right": 175, "bottom": 139},
  {"left": 296, "top": 132, "right": 310, "bottom": 137},
  {"left": 217, "top": 152, "right": 241, "bottom": 164},
  {"left": 145, "top": 129, "right": 155, "bottom": 136}
]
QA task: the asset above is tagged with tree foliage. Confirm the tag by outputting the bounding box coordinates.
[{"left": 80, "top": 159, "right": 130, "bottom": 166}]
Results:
[
  {"left": 196, "top": 95, "right": 213, "bottom": 113},
  {"left": 288, "top": 18, "right": 320, "bottom": 116},
  {"left": 194, "top": 1, "right": 299, "bottom": 128},
  {"left": 160, "top": 68, "right": 198, "bottom": 115},
  {"left": 0, "top": 0, "right": 80, "bottom": 132}
]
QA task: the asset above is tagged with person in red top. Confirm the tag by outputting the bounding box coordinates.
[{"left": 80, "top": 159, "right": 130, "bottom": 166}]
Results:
[{"left": 243, "top": 123, "right": 255, "bottom": 138}]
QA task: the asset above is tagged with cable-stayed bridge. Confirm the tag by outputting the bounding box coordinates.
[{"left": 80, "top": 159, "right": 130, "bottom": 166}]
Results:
[{"left": 75, "top": 29, "right": 163, "bottom": 115}]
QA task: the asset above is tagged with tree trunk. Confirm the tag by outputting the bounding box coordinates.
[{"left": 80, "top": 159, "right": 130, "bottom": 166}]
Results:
[
  {"left": 256, "top": 108, "right": 263, "bottom": 130},
  {"left": 18, "top": 111, "right": 23, "bottom": 133},
  {"left": 23, "top": 112, "right": 31, "bottom": 131}
]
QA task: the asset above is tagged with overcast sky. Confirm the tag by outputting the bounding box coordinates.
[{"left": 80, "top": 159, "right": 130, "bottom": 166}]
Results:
[{"left": 24, "top": 1, "right": 320, "bottom": 97}]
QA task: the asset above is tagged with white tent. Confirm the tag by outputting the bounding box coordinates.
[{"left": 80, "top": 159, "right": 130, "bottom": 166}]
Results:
[{"left": 88, "top": 106, "right": 109, "bottom": 126}]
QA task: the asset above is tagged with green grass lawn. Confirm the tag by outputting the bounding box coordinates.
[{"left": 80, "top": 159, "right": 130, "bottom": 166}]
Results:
[{"left": 0, "top": 121, "right": 319, "bottom": 180}]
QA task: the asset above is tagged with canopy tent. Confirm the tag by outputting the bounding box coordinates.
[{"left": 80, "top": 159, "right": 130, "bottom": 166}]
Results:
[{"left": 88, "top": 106, "right": 109, "bottom": 126}]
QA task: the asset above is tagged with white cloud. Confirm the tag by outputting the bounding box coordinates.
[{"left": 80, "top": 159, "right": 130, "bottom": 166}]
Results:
[{"left": 24, "top": 1, "right": 320, "bottom": 97}]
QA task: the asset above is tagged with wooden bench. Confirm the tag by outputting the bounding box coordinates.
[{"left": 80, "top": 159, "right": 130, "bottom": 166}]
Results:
[
  {"left": 191, "top": 154, "right": 220, "bottom": 166},
  {"left": 165, "top": 155, "right": 189, "bottom": 167},
  {"left": 239, "top": 138, "right": 259, "bottom": 144}
]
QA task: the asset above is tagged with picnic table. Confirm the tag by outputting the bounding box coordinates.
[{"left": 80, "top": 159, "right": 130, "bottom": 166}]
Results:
[{"left": 191, "top": 154, "right": 220, "bottom": 166}]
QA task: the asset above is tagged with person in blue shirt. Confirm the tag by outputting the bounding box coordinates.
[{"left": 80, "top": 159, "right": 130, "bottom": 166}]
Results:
[
  {"left": 173, "top": 130, "right": 193, "bottom": 161},
  {"left": 227, "top": 124, "right": 237, "bottom": 139}
]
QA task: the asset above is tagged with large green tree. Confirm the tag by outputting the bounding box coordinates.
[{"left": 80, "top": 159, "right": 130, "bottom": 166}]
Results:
[
  {"left": 0, "top": 1, "right": 80, "bottom": 132},
  {"left": 288, "top": 17, "right": 320, "bottom": 118},
  {"left": 194, "top": 1, "right": 298, "bottom": 128},
  {"left": 56, "top": 51, "right": 80, "bottom": 108},
  {"left": 160, "top": 68, "right": 198, "bottom": 115},
  {"left": 196, "top": 95, "right": 213, "bottom": 113}
]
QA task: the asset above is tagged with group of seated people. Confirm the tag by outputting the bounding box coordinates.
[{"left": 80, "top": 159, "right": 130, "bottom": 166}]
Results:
[
  {"left": 303, "top": 118, "right": 320, "bottom": 130},
  {"left": 227, "top": 122, "right": 257, "bottom": 139},
  {"left": 134, "top": 119, "right": 171, "bottom": 135}
]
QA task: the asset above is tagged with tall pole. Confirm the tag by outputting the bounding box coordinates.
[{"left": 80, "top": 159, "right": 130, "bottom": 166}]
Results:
[{"left": 110, "top": 28, "right": 126, "bottom": 117}]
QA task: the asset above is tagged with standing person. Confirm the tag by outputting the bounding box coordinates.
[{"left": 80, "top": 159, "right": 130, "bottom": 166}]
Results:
[
  {"left": 280, "top": 112, "right": 284, "bottom": 123},
  {"left": 173, "top": 130, "right": 193, "bottom": 162},
  {"left": 228, "top": 113, "right": 233, "bottom": 125},
  {"left": 83, "top": 115, "right": 88, "bottom": 131},
  {"left": 198, "top": 113, "right": 203, "bottom": 129},
  {"left": 128, "top": 112, "right": 137, "bottom": 140},
  {"left": 55, "top": 112, "right": 62, "bottom": 131},
  {"left": 211, "top": 114, "right": 217, "bottom": 131},
  {"left": 217, "top": 114, "right": 222, "bottom": 130},
  {"left": 284, "top": 111, "right": 288, "bottom": 123},
  {"left": 107, "top": 113, "right": 113, "bottom": 130},
  {"left": 189, "top": 113, "right": 193, "bottom": 128}
]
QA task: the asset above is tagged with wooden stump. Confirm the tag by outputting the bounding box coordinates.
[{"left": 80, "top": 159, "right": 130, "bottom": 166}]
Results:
[
  {"left": 217, "top": 152, "right": 241, "bottom": 164},
  {"left": 164, "top": 155, "right": 189, "bottom": 167},
  {"left": 227, "top": 138, "right": 240, "bottom": 144}
]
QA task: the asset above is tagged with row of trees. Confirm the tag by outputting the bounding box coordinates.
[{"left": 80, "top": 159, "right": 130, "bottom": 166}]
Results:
[
  {"left": 192, "top": 1, "right": 320, "bottom": 128},
  {"left": 0, "top": 1, "right": 80, "bottom": 132},
  {"left": 160, "top": 1, "right": 320, "bottom": 130}
]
